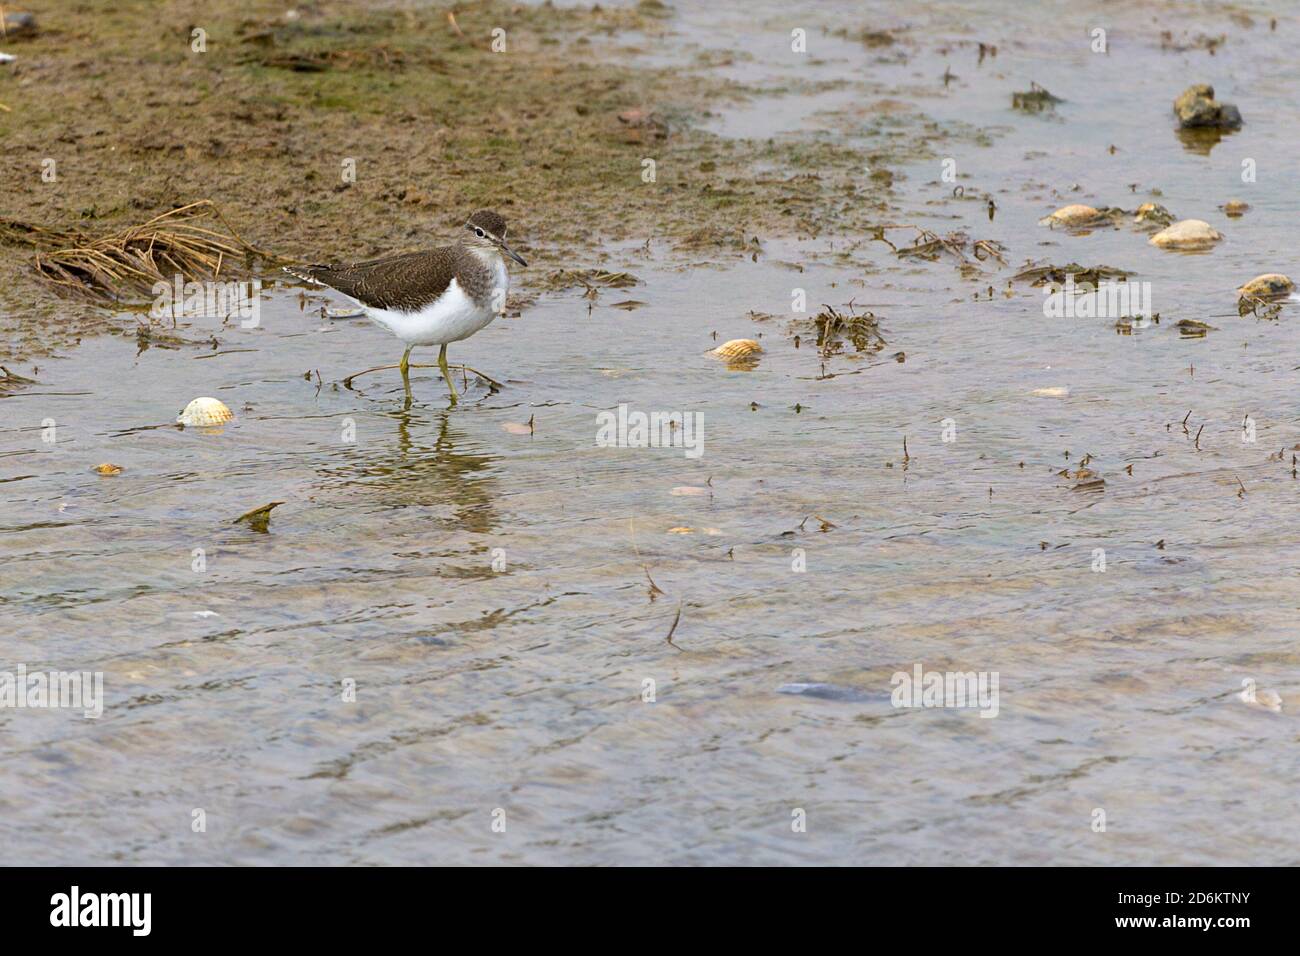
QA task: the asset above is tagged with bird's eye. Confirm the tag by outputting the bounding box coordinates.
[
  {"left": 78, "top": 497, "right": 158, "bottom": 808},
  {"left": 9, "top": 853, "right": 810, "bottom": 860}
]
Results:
[{"left": 475, "top": 228, "right": 485, "bottom": 238}]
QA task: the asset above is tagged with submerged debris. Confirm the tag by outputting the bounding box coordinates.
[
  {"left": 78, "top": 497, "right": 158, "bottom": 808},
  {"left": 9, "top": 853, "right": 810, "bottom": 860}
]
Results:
[
  {"left": 1175, "top": 319, "right": 1217, "bottom": 337},
  {"left": 1041, "top": 204, "right": 1177, "bottom": 232},
  {"left": 1133, "top": 203, "right": 1176, "bottom": 228},
  {"left": 883, "top": 225, "right": 1005, "bottom": 265},
  {"left": 776, "top": 683, "right": 873, "bottom": 702},
  {"left": 1173, "top": 83, "right": 1242, "bottom": 129},
  {"left": 1012, "top": 82, "right": 1063, "bottom": 113},
  {"left": 537, "top": 269, "right": 640, "bottom": 297},
  {"left": 232, "top": 501, "right": 283, "bottom": 533},
  {"left": 804, "top": 303, "right": 886, "bottom": 359},
  {"left": 830, "top": 25, "right": 901, "bottom": 48},
  {"left": 1013, "top": 261, "right": 1132, "bottom": 287},
  {"left": 1160, "top": 31, "right": 1225, "bottom": 54}
]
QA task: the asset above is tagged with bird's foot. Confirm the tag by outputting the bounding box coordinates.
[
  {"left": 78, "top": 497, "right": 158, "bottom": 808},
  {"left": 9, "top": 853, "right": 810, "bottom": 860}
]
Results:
[{"left": 341, "top": 363, "right": 503, "bottom": 394}]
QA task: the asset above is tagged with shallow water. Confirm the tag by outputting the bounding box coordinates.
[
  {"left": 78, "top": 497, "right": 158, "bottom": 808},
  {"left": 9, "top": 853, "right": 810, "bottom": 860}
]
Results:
[{"left": 2, "top": 0, "right": 1298, "bottom": 865}]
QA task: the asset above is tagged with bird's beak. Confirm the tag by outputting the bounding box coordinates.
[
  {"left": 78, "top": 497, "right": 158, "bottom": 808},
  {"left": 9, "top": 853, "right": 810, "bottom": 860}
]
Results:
[{"left": 499, "top": 240, "right": 527, "bottom": 267}]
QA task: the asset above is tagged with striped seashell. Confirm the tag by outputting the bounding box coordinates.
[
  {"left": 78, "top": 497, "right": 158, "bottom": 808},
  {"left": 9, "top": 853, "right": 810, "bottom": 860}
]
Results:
[
  {"left": 177, "top": 397, "right": 234, "bottom": 427},
  {"left": 710, "top": 339, "right": 763, "bottom": 359}
]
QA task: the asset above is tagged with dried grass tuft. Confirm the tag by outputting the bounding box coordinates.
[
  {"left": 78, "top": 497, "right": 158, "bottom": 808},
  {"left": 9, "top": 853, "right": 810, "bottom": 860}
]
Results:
[{"left": 0, "top": 201, "right": 276, "bottom": 302}]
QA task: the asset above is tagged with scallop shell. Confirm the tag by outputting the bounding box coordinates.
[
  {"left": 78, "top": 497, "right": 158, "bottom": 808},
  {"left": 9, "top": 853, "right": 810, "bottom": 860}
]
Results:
[
  {"left": 1039, "top": 204, "right": 1100, "bottom": 227},
  {"left": 1236, "top": 273, "right": 1294, "bottom": 300},
  {"left": 710, "top": 339, "right": 763, "bottom": 359},
  {"left": 1149, "top": 219, "right": 1222, "bottom": 249},
  {"left": 177, "top": 397, "right": 234, "bottom": 427}
]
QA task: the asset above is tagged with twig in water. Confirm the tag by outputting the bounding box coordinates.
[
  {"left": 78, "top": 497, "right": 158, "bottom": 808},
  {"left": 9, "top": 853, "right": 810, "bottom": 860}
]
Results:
[
  {"left": 665, "top": 601, "right": 683, "bottom": 651},
  {"left": 643, "top": 567, "right": 664, "bottom": 601},
  {"left": 628, "top": 517, "right": 664, "bottom": 602}
]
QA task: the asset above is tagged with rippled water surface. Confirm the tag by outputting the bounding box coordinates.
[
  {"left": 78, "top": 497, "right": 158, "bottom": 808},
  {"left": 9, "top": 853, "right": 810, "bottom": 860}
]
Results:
[{"left": 2, "top": 0, "right": 1298, "bottom": 864}]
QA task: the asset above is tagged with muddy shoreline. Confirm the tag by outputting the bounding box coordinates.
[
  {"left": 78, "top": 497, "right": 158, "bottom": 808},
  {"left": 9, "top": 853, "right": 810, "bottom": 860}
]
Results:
[{"left": 0, "top": 0, "right": 955, "bottom": 361}]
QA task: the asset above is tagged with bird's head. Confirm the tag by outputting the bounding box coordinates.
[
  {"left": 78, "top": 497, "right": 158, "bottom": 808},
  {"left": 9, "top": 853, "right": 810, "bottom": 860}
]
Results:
[{"left": 464, "top": 210, "right": 526, "bottom": 266}]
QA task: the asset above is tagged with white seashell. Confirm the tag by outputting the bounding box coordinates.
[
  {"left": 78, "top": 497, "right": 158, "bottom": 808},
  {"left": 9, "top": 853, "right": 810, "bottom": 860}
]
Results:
[
  {"left": 1240, "top": 686, "right": 1283, "bottom": 713},
  {"left": 177, "top": 397, "right": 234, "bottom": 427},
  {"left": 1149, "top": 219, "right": 1222, "bottom": 249},
  {"left": 1039, "top": 204, "right": 1101, "bottom": 227}
]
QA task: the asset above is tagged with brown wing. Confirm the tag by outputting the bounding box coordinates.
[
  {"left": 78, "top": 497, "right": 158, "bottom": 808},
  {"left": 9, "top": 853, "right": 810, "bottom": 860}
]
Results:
[{"left": 284, "top": 246, "right": 459, "bottom": 312}]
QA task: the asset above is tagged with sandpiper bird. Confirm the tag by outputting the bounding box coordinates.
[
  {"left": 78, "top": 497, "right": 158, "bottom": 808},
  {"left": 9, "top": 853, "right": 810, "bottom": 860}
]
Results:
[{"left": 284, "top": 210, "right": 526, "bottom": 405}]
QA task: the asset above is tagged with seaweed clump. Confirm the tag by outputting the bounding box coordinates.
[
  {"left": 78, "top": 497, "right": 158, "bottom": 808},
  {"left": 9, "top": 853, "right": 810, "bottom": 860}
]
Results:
[{"left": 1012, "top": 82, "right": 1063, "bottom": 113}]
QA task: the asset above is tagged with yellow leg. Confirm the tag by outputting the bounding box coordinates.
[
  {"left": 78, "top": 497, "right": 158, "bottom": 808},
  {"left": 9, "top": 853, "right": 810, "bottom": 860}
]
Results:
[
  {"left": 438, "top": 343, "right": 459, "bottom": 405},
  {"left": 341, "top": 356, "right": 500, "bottom": 395},
  {"left": 399, "top": 345, "right": 414, "bottom": 408}
]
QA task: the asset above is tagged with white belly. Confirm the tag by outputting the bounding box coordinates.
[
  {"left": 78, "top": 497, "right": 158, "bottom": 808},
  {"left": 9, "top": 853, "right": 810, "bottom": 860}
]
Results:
[{"left": 354, "top": 277, "right": 502, "bottom": 346}]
